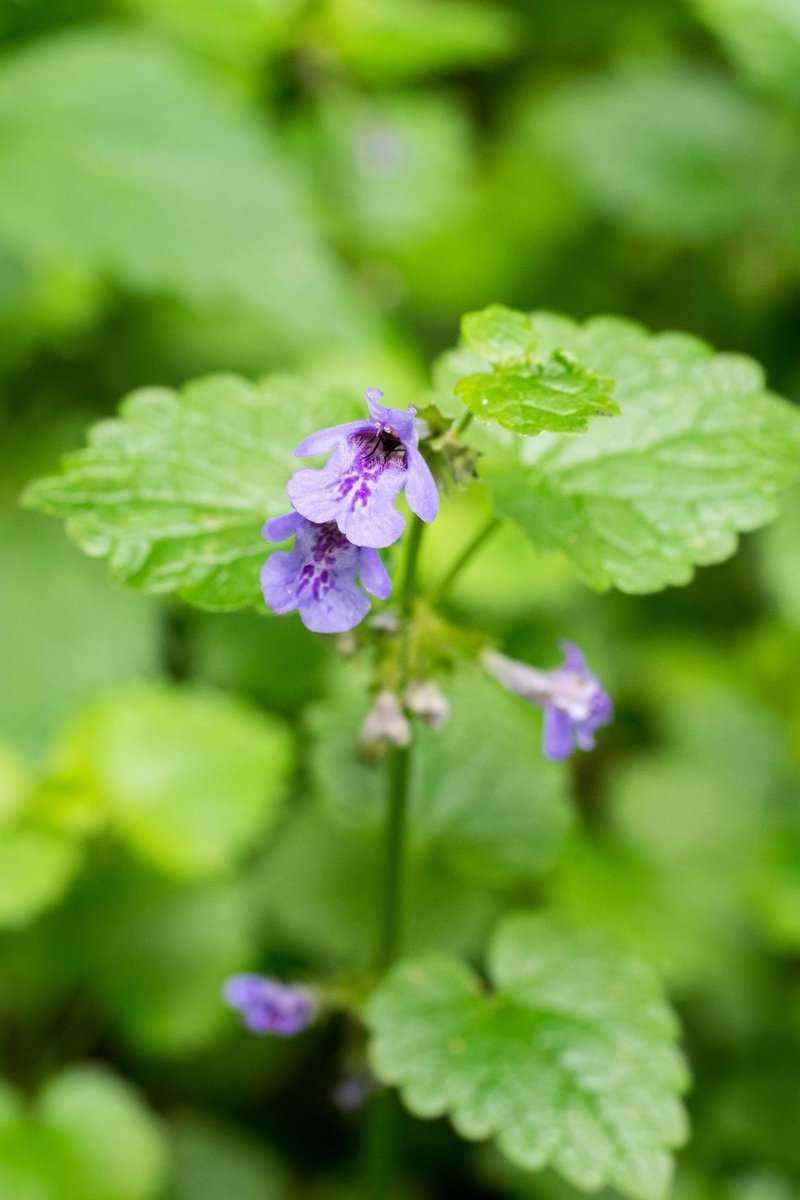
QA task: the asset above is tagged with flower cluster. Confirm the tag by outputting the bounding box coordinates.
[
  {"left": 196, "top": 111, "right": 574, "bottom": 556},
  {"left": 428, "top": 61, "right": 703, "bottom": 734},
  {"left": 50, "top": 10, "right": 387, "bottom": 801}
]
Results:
[
  {"left": 261, "top": 388, "right": 438, "bottom": 634},
  {"left": 484, "top": 641, "right": 612, "bottom": 761}
]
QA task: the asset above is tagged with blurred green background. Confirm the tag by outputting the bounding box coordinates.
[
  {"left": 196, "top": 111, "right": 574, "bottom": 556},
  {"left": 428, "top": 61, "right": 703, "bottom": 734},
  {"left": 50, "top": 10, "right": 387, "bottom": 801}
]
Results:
[{"left": 2, "top": 0, "right": 800, "bottom": 1196}]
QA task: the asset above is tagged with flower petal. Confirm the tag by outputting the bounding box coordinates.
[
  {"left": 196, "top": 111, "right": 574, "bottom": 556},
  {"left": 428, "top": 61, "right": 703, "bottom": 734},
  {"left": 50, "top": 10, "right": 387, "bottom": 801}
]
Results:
[
  {"left": 294, "top": 420, "right": 369, "bottom": 458},
  {"left": 359, "top": 547, "right": 392, "bottom": 599},
  {"left": 260, "top": 548, "right": 303, "bottom": 614},
  {"left": 263, "top": 511, "right": 304, "bottom": 543},
  {"left": 299, "top": 578, "right": 370, "bottom": 634},
  {"left": 405, "top": 446, "right": 439, "bottom": 523},
  {"left": 543, "top": 704, "right": 575, "bottom": 760},
  {"left": 287, "top": 441, "right": 407, "bottom": 549}
]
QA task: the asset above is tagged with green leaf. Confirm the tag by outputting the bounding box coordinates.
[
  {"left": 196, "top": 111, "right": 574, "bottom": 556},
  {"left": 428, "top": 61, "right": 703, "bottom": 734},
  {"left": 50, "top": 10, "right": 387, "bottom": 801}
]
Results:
[
  {"left": 23, "top": 374, "right": 360, "bottom": 611},
  {"left": 693, "top": 0, "right": 800, "bottom": 102},
  {"left": 49, "top": 684, "right": 292, "bottom": 877},
  {"left": 320, "top": 0, "right": 518, "bottom": 83},
  {"left": 537, "top": 65, "right": 766, "bottom": 239},
  {"left": 367, "top": 913, "right": 688, "bottom": 1200},
  {"left": 0, "top": 829, "right": 82, "bottom": 927},
  {"left": 47, "top": 858, "right": 254, "bottom": 1054},
  {"left": 461, "top": 304, "right": 539, "bottom": 366},
  {"left": 0, "top": 1066, "right": 167, "bottom": 1200},
  {"left": 169, "top": 1115, "right": 290, "bottom": 1200},
  {"left": 309, "top": 663, "right": 571, "bottom": 884},
  {"left": 474, "top": 313, "right": 800, "bottom": 593},
  {"left": 0, "top": 30, "right": 370, "bottom": 353},
  {"left": 253, "top": 808, "right": 499, "bottom": 966},
  {"left": 455, "top": 352, "right": 618, "bottom": 435},
  {"left": 296, "top": 89, "right": 474, "bottom": 252},
  {"left": 0, "top": 510, "right": 159, "bottom": 757}
]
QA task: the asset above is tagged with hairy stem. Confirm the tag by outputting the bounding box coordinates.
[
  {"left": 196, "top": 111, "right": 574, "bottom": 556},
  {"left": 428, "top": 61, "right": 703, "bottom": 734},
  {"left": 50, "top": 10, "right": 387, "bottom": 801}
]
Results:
[
  {"left": 367, "top": 516, "right": 425, "bottom": 1198},
  {"left": 431, "top": 515, "right": 500, "bottom": 605}
]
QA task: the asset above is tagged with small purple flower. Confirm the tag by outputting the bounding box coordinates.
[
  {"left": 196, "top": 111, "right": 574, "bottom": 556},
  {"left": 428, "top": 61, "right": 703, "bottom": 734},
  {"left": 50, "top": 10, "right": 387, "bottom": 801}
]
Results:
[
  {"left": 286, "top": 388, "right": 439, "bottom": 549},
  {"left": 261, "top": 511, "right": 391, "bottom": 634},
  {"left": 223, "top": 974, "right": 316, "bottom": 1037},
  {"left": 484, "top": 641, "right": 612, "bottom": 761}
]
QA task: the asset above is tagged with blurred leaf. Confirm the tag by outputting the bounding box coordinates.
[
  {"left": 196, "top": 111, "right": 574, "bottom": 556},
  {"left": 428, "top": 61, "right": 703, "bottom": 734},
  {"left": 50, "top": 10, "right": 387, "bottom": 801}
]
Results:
[
  {"left": 318, "top": 0, "right": 518, "bottom": 83},
  {"left": 254, "top": 808, "right": 498, "bottom": 966},
  {"left": 0, "top": 30, "right": 371, "bottom": 353},
  {"left": 367, "top": 913, "right": 688, "bottom": 1200},
  {"left": 693, "top": 0, "right": 800, "bottom": 102},
  {"left": 760, "top": 484, "right": 800, "bottom": 627},
  {"left": 51, "top": 859, "right": 254, "bottom": 1054},
  {"left": 169, "top": 1114, "right": 290, "bottom": 1199},
  {"left": 553, "top": 691, "right": 784, "bottom": 990},
  {"left": 126, "top": 0, "right": 302, "bottom": 78},
  {"left": 0, "top": 1065, "right": 167, "bottom": 1200},
  {"left": 296, "top": 89, "right": 474, "bottom": 251},
  {"left": 0, "top": 828, "right": 82, "bottom": 928},
  {"left": 537, "top": 65, "right": 767, "bottom": 240},
  {"left": 309, "top": 663, "right": 571, "bottom": 884},
  {"left": 24, "top": 374, "right": 360, "bottom": 611},
  {"left": 0, "top": 744, "right": 29, "bottom": 828},
  {"left": 49, "top": 684, "right": 292, "bottom": 877},
  {"left": 0, "top": 512, "right": 159, "bottom": 758},
  {"left": 470, "top": 313, "right": 800, "bottom": 593}
]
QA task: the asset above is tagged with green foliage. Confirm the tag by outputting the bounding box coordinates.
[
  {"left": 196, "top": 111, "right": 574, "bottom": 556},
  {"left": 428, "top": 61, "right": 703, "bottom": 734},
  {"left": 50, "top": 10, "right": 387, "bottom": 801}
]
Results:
[
  {"left": 317, "top": 0, "right": 518, "bottom": 82},
  {"left": 296, "top": 89, "right": 474, "bottom": 251},
  {"left": 24, "top": 375, "right": 359, "bottom": 611},
  {"left": 453, "top": 304, "right": 619, "bottom": 435},
  {"left": 0, "top": 512, "right": 159, "bottom": 758},
  {"left": 309, "top": 663, "right": 572, "bottom": 884},
  {"left": 254, "top": 808, "right": 498, "bottom": 966},
  {"left": 467, "top": 313, "right": 800, "bottom": 592},
  {"left": 0, "top": 30, "right": 370, "bottom": 353},
  {"left": 694, "top": 0, "right": 800, "bottom": 101},
  {"left": 47, "top": 859, "right": 254, "bottom": 1054},
  {"left": 537, "top": 65, "right": 767, "bottom": 240},
  {"left": 461, "top": 304, "right": 540, "bottom": 366},
  {"left": 0, "top": 828, "right": 82, "bottom": 928},
  {"left": 47, "top": 684, "right": 292, "bottom": 877},
  {"left": 0, "top": 1066, "right": 167, "bottom": 1200},
  {"left": 169, "top": 1115, "right": 290, "bottom": 1199},
  {"left": 367, "top": 913, "right": 688, "bottom": 1200}
]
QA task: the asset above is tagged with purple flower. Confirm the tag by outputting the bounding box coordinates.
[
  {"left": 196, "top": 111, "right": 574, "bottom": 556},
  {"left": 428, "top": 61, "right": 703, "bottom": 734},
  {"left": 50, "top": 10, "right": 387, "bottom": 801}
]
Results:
[
  {"left": 261, "top": 511, "right": 391, "bottom": 634},
  {"left": 286, "top": 388, "right": 439, "bottom": 549},
  {"left": 223, "top": 974, "right": 316, "bottom": 1037},
  {"left": 484, "top": 642, "right": 612, "bottom": 761}
]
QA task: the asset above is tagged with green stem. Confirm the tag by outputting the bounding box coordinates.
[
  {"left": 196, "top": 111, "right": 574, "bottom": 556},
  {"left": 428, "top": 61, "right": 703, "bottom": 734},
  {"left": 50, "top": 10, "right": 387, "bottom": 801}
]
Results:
[
  {"left": 431, "top": 515, "right": 500, "bottom": 604},
  {"left": 367, "top": 516, "right": 425, "bottom": 1199},
  {"left": 455, "top": 410, "right": 474, "bottom": 435}
]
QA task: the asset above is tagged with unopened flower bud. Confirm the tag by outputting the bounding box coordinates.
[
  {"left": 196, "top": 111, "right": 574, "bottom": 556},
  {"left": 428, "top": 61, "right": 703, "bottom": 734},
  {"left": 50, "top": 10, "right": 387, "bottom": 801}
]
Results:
[
  {"left": 360, "top": 689, "right": 411, "bottom": 756},
  {"left": 404, "top": 679, "right": 450, "bottom": 729}
]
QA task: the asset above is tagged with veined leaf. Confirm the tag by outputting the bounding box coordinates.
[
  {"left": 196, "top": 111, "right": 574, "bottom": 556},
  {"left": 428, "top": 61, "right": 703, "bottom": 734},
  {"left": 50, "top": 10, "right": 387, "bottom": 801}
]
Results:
[
  {"left": 469, "top": 313, "right": 800, "bottom": 593},
  {"left": 23, "top": 374, "right": 360, "bottom": 611},
  {"left": 368, "top": 913, "right": 688, "bottom": 1200},
  {"left": 455, "top": 352, "right": 618, "bottom": 435}
]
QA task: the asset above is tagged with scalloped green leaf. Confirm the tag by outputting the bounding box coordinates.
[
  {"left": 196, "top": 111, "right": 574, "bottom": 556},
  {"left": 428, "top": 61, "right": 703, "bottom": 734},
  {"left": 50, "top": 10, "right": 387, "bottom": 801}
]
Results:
[
  {"left": 455, "top": 352, "right": 618, "bottom": 435},
  {"left": 367, "top": 913, "right": 689, "bottom": 1200},
  {"left": 470, "top": 313, "right": 800, "bottom": 593},
  {"left": 23, "top": 374, "right": 360, "bottom": 611}
]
